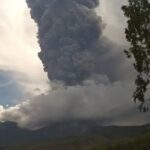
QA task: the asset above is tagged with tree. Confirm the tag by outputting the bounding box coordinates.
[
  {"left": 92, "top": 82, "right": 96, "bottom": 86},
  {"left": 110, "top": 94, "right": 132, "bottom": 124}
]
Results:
[{"left": 122, "top": 0, "right": 150, "bottom": 111}]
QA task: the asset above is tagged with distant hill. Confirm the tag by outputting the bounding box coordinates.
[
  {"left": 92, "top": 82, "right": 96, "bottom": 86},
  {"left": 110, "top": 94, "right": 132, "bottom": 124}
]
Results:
[
  {"left": 5, "top": 127, "right": 150, "bottom": 150},
  {"left": 0, "top": 120, "right": 150, "bottom": 147}
]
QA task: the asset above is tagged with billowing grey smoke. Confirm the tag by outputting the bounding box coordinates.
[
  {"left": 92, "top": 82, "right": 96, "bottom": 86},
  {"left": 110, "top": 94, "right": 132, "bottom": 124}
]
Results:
[
  {"left": 1, "top": 0, "right": 149, "bottom": 129},
  {"left": 26, "top": 0, "right": 121, "bottom": 85}
]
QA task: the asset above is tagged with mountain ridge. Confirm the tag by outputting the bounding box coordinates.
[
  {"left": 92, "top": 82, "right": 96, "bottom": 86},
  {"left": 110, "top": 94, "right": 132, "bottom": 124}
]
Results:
[{"left": 0, "top": 121, "right": 150, "bottom": 146}]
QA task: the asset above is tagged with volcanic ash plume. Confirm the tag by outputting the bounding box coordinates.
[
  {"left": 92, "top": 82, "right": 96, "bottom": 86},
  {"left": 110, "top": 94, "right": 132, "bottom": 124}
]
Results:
[
  {"left": 26, "top": 0, "right": 120, "bottom": 85},
  {"left": 0, "top": 0, "right": 145, "bottom": 129}
]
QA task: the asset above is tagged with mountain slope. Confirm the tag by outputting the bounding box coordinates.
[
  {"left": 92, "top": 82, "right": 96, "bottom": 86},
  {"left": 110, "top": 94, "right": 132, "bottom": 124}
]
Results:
[
  {"left": 6, "top": 132, "right": 150, "bottom": 150},
  {"left": 0, "top": 121, "right": 150, "bottom": 146}
]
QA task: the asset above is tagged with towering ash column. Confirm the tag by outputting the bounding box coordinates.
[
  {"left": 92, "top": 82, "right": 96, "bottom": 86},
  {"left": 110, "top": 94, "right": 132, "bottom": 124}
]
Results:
[{"left": 26, "top": 0, "right": 114, "bottom": 85}]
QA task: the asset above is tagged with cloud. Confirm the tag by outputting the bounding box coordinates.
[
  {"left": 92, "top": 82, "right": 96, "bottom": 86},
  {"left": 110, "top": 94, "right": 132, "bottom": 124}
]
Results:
[
  {"left": 0, "top": 79, "right": 149, "bottom": 129},
  {"left": 96, "top": 0, "right": 128, "bottom": 46},
  {"left": 26, "top": 0, "right": 129, "bottom": 85},
  {"left": 0, "top": 0, "right": 149, "bottom": 129},
  {"left": 0, "top": 0, "right": 49, "bottom": 96}
]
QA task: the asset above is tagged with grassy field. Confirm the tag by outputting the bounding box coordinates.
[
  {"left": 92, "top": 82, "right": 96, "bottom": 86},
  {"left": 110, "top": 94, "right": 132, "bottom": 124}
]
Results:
[
  {"left": 6, "top": 131, "right": 150, "bottom": 150},
  {"left": 1, "top": 122, "right": 150, "bottom": 150}
]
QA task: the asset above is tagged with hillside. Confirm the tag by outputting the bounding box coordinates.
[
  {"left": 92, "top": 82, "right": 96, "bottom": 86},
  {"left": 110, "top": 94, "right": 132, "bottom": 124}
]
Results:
[
  {"left": 0, "top": 121, "right": 150, "bottom": 149},
  {"left": 0, "top": 121, "right": 150, "bottom": 145},
  {"left": 5, "top": 130, "right": 150, "bottom": 150}
]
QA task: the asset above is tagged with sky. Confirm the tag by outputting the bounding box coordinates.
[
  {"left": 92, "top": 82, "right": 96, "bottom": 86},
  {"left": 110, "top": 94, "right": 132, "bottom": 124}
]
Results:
[
  {"left": 0, "top": 0, "right": 49, "bottom": 106},
  {"left": 0, "top": 0, "right": 149, "bottom": 129},
  {"left": 0, "top": 0, "right": 127, "bottom": 106}
]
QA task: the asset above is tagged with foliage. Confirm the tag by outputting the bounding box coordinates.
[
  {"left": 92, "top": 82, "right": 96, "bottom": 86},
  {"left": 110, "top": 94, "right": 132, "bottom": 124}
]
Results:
[{"left": 122, "top": 0, "right": 150, "bottom": 111}]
